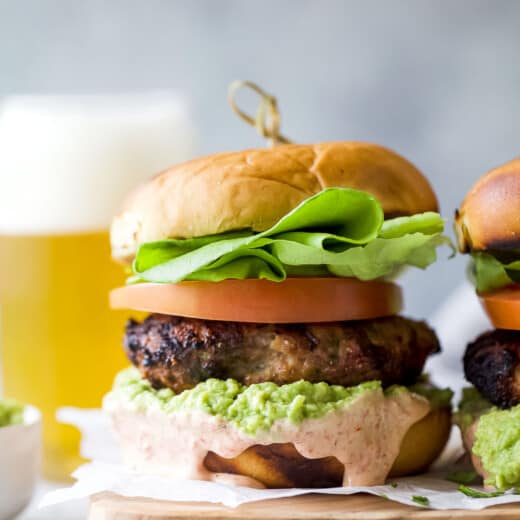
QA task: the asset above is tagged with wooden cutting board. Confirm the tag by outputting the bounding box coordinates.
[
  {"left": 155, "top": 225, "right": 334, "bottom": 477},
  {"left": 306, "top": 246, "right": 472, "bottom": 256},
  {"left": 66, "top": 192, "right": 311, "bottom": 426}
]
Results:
[{"left": 88, "top": 492, "right": 520, "bottom": 520}]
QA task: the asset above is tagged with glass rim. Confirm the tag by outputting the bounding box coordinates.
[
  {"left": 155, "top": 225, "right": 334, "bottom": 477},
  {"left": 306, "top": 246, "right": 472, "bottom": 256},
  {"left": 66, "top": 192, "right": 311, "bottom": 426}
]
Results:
[{"left": 0, "top": 89, "right": 189, "bottom": 117}]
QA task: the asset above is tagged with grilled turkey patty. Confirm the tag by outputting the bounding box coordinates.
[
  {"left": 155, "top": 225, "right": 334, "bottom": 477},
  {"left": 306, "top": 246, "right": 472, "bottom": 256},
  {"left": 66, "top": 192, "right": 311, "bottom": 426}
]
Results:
[
  {"left": 123, "top": 314, "right": 440, "bottom": 393},
  {"left": 464, "top": 329, "right": 520, "bottom": 408}
]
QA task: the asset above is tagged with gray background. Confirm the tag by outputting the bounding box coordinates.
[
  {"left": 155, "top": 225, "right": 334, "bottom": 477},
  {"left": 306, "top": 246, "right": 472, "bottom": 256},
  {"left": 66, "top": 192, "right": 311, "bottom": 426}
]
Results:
[{"left": 1, "top": 0, "right": 519, "bottom": 319}]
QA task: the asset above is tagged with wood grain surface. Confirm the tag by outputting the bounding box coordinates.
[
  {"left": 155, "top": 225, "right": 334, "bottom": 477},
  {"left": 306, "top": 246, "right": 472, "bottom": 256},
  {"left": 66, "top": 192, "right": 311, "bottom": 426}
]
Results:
[{"left": 88, "top": 492, "right": 520, "bottom": 520}]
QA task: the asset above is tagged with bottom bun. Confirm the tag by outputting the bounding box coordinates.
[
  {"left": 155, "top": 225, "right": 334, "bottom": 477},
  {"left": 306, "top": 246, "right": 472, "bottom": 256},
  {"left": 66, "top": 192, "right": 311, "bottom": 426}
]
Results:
[
  {"left": 390, "top": 406, "right": 452, "bottom": 477},
  {"left": 205, "top": 443, "right": 344, "bottom": 488},
  {"left": 204, "top": 407, "right": 452, "bottom": 488}
]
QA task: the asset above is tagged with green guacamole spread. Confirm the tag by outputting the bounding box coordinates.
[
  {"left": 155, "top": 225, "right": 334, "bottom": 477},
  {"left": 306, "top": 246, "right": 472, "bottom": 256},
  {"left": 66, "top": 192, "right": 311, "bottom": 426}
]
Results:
[
  {"left": 409, "top": 376, "right": 453, "bottom": 410},
  {"left": 105, "top": 368, "right": 451, "bottom": 436},
  {"left": 473, "top": 405, "right": 520, "bottom": 489},
  {"left": 0, "top": 398, "right": 24, "bottom": 427},
  {"left": 454, "top": 387, "right": 493, "bottom": 432}
]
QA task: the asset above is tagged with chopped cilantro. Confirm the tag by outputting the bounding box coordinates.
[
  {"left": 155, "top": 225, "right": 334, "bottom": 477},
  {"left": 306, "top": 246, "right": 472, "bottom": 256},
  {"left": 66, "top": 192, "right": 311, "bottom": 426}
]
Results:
[
  {"left": 412, "top": 495, "right": 430, "bottom": 507},
  {"left": 458, "top": 485, "right": 504, "bottom": 498},
  {"left": 446, "top": 470, "right": 479, "bottom": 485}
]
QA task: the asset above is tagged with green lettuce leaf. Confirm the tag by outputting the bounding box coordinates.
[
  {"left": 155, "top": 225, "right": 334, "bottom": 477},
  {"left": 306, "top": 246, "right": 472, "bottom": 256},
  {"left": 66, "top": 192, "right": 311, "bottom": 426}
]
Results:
[
  {"left": 132, "top": 187, "right": 449, "bottom": 283},
  {"left": 379, "top": 211, "right": 445, "bottom": 238},
  {"left": 470, "top": 252, "right": 520, "bottom": 293}
]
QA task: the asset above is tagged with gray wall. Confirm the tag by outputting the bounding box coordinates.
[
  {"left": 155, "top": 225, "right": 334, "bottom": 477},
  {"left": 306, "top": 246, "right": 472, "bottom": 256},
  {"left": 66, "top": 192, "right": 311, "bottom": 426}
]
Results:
[{"left": 1, "top": 0, "right": 519, "bottom": 319}]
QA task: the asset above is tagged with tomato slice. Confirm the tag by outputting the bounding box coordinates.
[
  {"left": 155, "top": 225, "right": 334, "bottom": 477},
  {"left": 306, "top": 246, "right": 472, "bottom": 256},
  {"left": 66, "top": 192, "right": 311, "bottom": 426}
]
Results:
[
  {"left": 110, "top": 278, "right": 402, "bottom": 323},
  {"left": 479, "top": 285, "right": 520, "bottom": 331}
]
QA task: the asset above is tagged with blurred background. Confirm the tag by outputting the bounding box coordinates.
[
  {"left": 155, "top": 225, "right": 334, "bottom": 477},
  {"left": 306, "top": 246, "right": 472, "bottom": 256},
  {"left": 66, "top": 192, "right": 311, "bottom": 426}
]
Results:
[
  {"left": 2, "top": 0, "right": 520, "bottom": 317},
  {"left": 0, "top": 0, "right": 520, "bottom": 508}
]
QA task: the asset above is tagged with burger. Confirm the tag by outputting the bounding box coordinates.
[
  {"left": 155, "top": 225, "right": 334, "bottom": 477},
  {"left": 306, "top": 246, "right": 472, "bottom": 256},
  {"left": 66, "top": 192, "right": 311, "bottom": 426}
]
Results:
[
  {"left": 454, "top": 157, "right": 520, "bottom": 489},
  {"left": 103, "top": 141, "right": 452, "bottom": 489}
]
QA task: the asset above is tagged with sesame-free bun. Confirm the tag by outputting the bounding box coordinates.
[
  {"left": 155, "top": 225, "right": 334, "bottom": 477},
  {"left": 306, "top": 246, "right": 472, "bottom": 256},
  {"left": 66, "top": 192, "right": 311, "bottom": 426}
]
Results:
[
  {"left": 111, "top": 142, "right": 438, "bottom": 263},
  {"left": 455, "top": 157, "right": 520, "bottom": 253}
]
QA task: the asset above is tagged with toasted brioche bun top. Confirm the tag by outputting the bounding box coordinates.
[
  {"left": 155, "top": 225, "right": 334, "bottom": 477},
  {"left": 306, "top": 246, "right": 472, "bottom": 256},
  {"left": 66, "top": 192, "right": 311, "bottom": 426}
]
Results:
[
  {"left": 111, "top": 141, "right": 438, "bottom": 263},
  {"left": 455, "top": 157, "right": 520, "bottom": 252}
]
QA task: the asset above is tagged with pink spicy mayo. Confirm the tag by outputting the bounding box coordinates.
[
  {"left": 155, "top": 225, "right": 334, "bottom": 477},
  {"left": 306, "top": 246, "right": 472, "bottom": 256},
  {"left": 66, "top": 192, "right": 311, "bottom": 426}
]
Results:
[{"left": 106, "top": 388, "right": 429, "bottom": 488}]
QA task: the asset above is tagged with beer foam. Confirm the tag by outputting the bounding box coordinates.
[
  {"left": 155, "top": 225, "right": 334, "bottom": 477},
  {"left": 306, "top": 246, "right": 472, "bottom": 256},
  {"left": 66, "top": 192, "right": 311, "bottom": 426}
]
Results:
[{"left": 0, "top": 92, "right": 194, "bottom": 234}]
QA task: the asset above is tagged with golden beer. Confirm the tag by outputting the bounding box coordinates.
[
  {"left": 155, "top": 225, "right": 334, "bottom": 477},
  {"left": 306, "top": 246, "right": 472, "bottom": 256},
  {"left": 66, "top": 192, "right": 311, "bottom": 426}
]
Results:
[
  {"left": 0, "top": 93, "right": 194, "bottom": 480},
  {"left": 0, "top": 232, "right": 129, "bottom": 479}
]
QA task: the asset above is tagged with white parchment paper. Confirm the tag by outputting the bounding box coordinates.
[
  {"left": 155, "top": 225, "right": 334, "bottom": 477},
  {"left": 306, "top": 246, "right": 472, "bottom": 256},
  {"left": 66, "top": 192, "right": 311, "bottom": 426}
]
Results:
[
  {"left": 39, "top": 459, "right": 520, "bottom": 510},
  {"left": 38, "top": 407, "right": 520, "bottom": 511}
]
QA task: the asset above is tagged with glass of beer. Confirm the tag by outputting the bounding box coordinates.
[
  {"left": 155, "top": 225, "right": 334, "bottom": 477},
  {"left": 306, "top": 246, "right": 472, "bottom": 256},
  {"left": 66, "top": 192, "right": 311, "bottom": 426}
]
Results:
[{"left": 0, "top": 93, "right": 194, "bottom": 480}]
